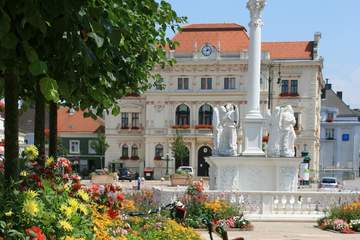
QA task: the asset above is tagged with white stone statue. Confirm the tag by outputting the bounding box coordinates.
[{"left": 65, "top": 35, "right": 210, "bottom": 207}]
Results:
[
  {"left": 267, "top": 106, "right": 281, "bottom": 157},
  {"left": 267, "top": 105, "right": 296, "bottom": 157},
  {"left": 213, "top": 103, "right": 239, "bottom": 156}
]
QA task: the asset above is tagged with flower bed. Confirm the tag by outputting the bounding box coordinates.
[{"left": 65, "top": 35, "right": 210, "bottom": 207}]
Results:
[
  {"left": 171, "top": 125, "right": 190, "bottom": 129},
  {"left": 317, "top": 199, "right": 360, "bottom": 233},
  {"left": 175, "top": 182, "right": 253, "bottom": 232},
  {"left": 0, "top": 145, "right": 202, "bottom": 240},
  {"left": 194, "top": 124, "right": 212, "bottom": 129}
]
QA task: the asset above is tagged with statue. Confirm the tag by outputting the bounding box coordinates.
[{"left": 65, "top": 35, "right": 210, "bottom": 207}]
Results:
[
  {"left": 213, "top": 103, "right": 239, "bottom": 156},
  {"left": 267, "top": 105, "right": 296, "bottom": 157},
  {"left": 267, "top": 106, "right": 281, "bottom": 157}
]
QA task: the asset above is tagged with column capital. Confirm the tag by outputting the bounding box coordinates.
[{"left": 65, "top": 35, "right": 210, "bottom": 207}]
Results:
[{"left": 247, "top": 0, "right": 266, "bottom": 26}]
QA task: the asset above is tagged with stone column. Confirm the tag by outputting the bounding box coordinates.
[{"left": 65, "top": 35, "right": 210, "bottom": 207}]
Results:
[{"left": 243, "top": 0, "right": 266, "bottom": 156}]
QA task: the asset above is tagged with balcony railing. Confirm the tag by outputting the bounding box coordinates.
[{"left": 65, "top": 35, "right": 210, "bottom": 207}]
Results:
[{"left": 153, "top": 187, "right": 359, "bottom": 221}]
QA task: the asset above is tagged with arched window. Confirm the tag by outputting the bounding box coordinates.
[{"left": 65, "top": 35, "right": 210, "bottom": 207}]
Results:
[
  {"left": 154, "top": 144, "right": 164, "bottom": 160},
  {"left": 176, "top": 104, "right": 190, "bottom": 126},
  {"left": 131, "top": 145, "right": 138, "bottom": 157},
  {"left": 121, "top": 145, "right": 129, "bottom": 159},
  {"left": 131, "top": 145, "right": 139, "bottom": 160},
  {"left": 198, "top": 104, "right": 213, "bottom": 125}
]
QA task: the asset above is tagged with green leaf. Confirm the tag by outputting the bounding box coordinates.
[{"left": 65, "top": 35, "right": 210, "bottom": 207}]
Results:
[
  {"left": 39, "top": 77, "right": 59, "bottom": 102},
  {"left": 110, "top": 29, "right": 121, "bottom": 45},
  {"left": 0, "top": 9, "right": 11, "bottom": 39},
  {"left": 1, "top": 33, "right": 17, "bottom": 49},
  {"left": 88, "top": 32, "right": 104, "bottom": 47},
  {"left": 111, "top": 105, "right": 120, "bottom": 116},
  {"left": 29, "top": 61, "right": 47, "bottom": 76},
  {"left": 23, "top": 42, "right": 39, "bottom": 63}
]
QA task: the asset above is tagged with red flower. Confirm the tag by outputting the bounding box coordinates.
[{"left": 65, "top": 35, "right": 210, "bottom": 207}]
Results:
[
  {"left": 116, "top": 193, "right": 125, "bottom": 201},
  {"left": 25, "top": 226, "right": 46, "bottom": 240},
  {"left": 29, "top": 174, "right": 40, "bottom": 182},
  {"left": 72, "top": 182, "right": 82, "bottom": 191},
  {"left": 109, "top": 184, "right": 116, "bottom": 193},
  {"left": 37, "top": 181, "right": 44, "bottom": 189},
  {"left": 107, "top": 208, "right": 118, "bottom": 219}
]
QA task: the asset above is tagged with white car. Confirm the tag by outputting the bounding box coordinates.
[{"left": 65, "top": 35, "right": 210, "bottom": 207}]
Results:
[
  {"left": 319, "top": 177, "right": 338, "bottom": 189},
  {"left": 177, "top": 166, "right": 194, "bottom": 176}
]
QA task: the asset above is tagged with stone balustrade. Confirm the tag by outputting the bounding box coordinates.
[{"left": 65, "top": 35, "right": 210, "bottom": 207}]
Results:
[{"left": 152, "top": 186, "right": 360, "bottom": 221}]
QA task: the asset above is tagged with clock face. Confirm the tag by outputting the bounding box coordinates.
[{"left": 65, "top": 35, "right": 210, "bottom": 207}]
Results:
[{"left": 201, "top": 45, "right": 212, "bottom": 56}]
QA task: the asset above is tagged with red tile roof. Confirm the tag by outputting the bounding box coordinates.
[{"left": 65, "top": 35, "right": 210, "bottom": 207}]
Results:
[
  {"left": 172, "top": 23, "right": 313, "bottom": 60},
  {"left": 262, "top": 41, "right": 313, "bottom": 60},
  {"left": 57, "top": 107, "right": 104, "bottom": 133},
  {"left": 173, "top": 23, "right": 249, "bottom": 54}
]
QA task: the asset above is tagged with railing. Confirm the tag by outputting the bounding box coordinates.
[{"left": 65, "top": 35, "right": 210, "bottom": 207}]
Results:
[{"left": 152, "top": 187, "right": 360, "bottom": 221}]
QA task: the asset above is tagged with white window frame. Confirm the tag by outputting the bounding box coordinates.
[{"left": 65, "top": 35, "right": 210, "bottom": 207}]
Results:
[
  {"left": 201, "top": 77, "right": 212, "bottom": 90},
  {"left": 224, "top": 77, "right": 236, "bottom": 89},
  {"left": 178, "top": 77, "right": 189, "bottom": 90},
  {"left": 69, "top": 140, "right": 80, "bottom": 154},
  {"left": 88, "top": 140, "right": 97, "bottom": 154}
]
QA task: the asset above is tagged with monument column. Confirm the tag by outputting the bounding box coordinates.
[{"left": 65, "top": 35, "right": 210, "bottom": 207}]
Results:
[{"left": 242, "top": 0, "right": 266, "bottom": 156}]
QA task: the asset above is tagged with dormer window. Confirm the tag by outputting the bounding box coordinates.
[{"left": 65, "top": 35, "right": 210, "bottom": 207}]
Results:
[{"left": 326, "top": 112, "right": 334, "bottom": 122}]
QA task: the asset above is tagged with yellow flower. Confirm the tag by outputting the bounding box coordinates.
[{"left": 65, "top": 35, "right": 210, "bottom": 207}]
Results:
[
  {"left": 204, "top": 200, "right": 222, "bottom": 213},
  {"left": 60, "top": 204, "right": 74, "bottom": 218},
  {"left": 5, "top": 210, "right": 13, "bottom": 217},
  {"left": 23, "top": 145, "right": 39, "bottom": 160},
  {"left": 20, "top": 170, "right": 28, "bottom": 177},
  {"left": 78, "top": 204, "right": 88, "bottom": 215},
  {"left": 24, "top": 190, "right": 39, "bottom": 199},
  {"left": 59, "top": 220, "right": 73, "bottom": 231},
  {"left": 68, "top": 198, "right": 79, "bottom": 210},
  {"left": 45, "top": 156, "right": 54, "bottom": 167},
  {"left": 23, "top": 199, "right": 39, "bottom": 216},
  {"left": 77, "top": 189, "right": 90, "bottom": 202},
  {"left": 61, "top": 237, "right": 85, "bottom": 240}
]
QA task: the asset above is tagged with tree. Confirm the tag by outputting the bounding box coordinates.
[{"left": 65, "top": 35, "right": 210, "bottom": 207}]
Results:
[
  {"left": 91, "top": 133, "right": 109, "bottom": 169},
  {"left": 171, "top": 132, "right": 189, "bottom": 169},
  {"left": 0, "top": 0, "right": 185, "bottom": 181}
]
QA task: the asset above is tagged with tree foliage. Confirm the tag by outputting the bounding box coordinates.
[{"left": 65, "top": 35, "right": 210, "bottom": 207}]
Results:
[
  {"left": 0, "top": 0, "right": 186, "bottom": 180},
  {"left": 172, "top": 132, "right": 189, "bottom": 167}
]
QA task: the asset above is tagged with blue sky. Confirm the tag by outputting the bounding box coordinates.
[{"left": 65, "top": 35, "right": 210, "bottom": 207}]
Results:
[{"left": 166, "top": 0, "right": 360, "bottom": 108}]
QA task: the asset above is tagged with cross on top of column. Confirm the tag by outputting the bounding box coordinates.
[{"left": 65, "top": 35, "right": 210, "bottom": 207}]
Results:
[{"left": 247, "top": 0, "right": 266, "bottom": 27}]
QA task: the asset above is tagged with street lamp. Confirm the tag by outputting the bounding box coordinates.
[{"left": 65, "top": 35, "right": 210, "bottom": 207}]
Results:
[{"left": 161, "top": 152, "right": 174, "bottom": 176}]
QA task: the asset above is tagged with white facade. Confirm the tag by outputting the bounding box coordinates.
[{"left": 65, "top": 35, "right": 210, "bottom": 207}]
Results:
[
  {"left": 105, "top": 24, "right": 323, "bottom": 179},
  {"left": 320, "top": 107, "right": 360, "bottom": 180}
]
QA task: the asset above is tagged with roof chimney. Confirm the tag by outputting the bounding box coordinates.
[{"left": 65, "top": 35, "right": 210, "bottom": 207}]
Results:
[
  {"left": 313, "top": 32, "right": 321, "bottom": 60},
  {"left": 337, "top": 91, "right": 343, "bottom": 100},
  {"left": 325, "top": 78, "right": 331, "bottom": 90}
]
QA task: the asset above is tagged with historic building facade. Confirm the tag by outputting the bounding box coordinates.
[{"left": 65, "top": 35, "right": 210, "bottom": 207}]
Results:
[
  {"left": 105, "top": 24, "right": 324, "bottom": 179},
  {"left": 320, "top": 82, "right": 360, "bottom": 180}
]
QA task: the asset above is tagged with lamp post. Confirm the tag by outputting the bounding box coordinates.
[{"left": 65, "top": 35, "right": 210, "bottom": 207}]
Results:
[{"left": 162, "top": 153, "right": 174, "bottom": 176}]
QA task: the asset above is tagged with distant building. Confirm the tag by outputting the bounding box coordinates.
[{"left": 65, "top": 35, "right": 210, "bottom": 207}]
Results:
[
  {"left": 105, "top": 23, "right": 324, "bottom": 179},
  {"left": 57, "top": 107, "right": 105, "bottom": 176},
  {"left": 320, "top": 83, "right": 360, "bottom": 180}
]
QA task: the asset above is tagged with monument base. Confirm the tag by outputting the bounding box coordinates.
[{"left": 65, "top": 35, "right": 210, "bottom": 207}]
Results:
[{"left": 206, "top": 156, "right": 302, "bottom": 192}]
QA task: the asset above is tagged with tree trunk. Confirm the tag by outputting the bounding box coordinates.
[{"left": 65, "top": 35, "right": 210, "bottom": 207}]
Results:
[
  {"left": 49, "top": 101, "right": 57, "bottom": 158},
  {"left": 34, "top": 81, "right": 46, "bottom": 165},
  {"left": 4, "top": 72, "right": 19, "bottom": 181}
]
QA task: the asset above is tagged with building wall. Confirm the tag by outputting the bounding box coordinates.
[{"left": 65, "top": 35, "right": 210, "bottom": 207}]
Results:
[
  {"left": 59, "top": 134, "right": 104, "bottom": 175},
  {"left": 320, "top": 122, "right": 360, "bottom": 180},
  {"left": 105, "top": 60, "right": 323, "bottom": 179}
]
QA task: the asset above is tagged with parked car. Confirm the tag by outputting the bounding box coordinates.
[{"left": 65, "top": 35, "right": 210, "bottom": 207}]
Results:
[
  {"left": 319, "top": 177, "right": 338, "bottom": 189},
  {"left": 118, "top": 168, "right": 135, "bottom": 181},
  {"left": 176, "top": 166, "right": 194, "bottom": 176}
]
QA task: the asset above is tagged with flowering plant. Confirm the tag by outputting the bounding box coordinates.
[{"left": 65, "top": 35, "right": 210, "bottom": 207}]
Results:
[{"left": 318, "top": 199, "right": 360, "bottom": 233}]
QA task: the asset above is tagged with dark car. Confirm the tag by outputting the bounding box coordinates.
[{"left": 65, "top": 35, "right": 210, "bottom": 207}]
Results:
[{"left": 118, "top": 168, "right": 135, "bottom": 181}]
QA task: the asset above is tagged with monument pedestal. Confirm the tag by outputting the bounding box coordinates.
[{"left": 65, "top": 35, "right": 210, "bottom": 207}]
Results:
[{"left": 206, "top": 156, "right": 302, "bottom": 192}]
